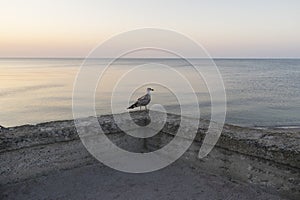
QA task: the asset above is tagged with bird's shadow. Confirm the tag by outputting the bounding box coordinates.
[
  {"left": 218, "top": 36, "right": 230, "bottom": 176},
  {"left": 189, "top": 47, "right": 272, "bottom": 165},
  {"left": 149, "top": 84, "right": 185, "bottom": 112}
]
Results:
[{"left": 128, "top": 110, "right": 151, "bottom": 127}]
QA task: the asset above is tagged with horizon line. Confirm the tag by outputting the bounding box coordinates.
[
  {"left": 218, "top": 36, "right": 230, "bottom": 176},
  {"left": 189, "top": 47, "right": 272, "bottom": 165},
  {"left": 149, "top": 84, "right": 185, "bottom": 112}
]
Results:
[{"left": 0, "top": 57, "right": 299, "bottom": 60}]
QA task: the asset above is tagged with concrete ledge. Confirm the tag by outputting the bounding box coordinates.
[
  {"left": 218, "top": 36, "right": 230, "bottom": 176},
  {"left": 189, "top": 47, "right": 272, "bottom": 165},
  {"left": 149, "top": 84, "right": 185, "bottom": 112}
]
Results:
[{"left": 0, "top": 111, "right": 299, "bottom": 199}]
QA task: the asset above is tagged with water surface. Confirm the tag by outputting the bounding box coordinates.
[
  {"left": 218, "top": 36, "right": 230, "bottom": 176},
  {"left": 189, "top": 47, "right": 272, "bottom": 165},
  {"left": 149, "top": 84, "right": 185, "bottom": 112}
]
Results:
[{"left": 0, "top": 58, "right": 299, "bottom": 128}]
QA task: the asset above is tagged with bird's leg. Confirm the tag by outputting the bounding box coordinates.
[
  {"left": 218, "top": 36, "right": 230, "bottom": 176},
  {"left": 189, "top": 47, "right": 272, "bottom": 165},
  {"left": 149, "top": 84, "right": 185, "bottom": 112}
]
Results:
[
  {"left": 145, "top": 105, "right": 147, "bottom": 110},
  {"left": 140, "top": 106, "right": 141, "bottom": 111}
]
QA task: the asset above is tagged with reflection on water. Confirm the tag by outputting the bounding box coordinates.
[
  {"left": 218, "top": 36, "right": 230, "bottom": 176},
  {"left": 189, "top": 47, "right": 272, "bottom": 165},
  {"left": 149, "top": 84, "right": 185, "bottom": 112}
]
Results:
[{"left": 0, "top": 58, "right": 299, "bottom": 128}]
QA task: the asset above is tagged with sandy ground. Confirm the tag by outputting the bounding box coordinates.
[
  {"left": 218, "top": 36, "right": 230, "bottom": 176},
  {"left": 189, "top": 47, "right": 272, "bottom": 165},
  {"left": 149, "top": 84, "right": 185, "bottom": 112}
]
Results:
[{"left": 0, "top": 160, "right": 284, "bottom": 200}]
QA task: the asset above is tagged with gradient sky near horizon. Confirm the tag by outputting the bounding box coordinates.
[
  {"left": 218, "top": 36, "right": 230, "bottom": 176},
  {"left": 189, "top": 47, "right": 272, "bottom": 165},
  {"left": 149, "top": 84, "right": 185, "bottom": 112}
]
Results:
[{"left": 1, "top": 0, "right": 299, "bottom": 58}]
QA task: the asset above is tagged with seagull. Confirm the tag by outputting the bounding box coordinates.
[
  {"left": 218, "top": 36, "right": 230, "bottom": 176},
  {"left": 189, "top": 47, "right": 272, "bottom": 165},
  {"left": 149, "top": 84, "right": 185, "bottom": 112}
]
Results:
[{"left": 127, "top": 88, "right": 154, "bottom": 110}]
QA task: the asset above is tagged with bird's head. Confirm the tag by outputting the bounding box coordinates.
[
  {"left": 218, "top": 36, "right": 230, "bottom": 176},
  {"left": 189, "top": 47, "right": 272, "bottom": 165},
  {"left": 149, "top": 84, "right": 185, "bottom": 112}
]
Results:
[{"left": 147, "top": 88, "right": 154, "bottom": 92}]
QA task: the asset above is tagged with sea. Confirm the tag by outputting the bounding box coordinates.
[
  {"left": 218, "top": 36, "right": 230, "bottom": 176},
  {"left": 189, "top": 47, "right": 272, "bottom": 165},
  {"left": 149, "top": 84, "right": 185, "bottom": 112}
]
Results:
[{"left": 0, "top": 58, "right": 299, "bottom": 129}]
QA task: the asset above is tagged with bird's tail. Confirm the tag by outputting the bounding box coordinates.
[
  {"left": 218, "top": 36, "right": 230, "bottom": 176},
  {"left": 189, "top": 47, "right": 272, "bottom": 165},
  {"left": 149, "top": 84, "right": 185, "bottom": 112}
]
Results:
[{"left": 127, "top": 102, "right": 138, "bottom": 109}]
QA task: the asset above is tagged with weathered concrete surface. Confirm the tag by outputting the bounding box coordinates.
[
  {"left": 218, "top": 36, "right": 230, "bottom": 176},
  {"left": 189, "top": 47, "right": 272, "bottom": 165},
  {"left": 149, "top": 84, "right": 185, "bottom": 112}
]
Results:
[
  {"left": 0, "top": 158, "right": 285, "bottom": 200},
  {"left": 1, "top": 111, "right": 299, "bottom": 168},
  {"left": 148, "top": 137, "right": 300, "bottom": 199},
  {"left": 0, "top": 111, "right": 299, "bottom": 199}
]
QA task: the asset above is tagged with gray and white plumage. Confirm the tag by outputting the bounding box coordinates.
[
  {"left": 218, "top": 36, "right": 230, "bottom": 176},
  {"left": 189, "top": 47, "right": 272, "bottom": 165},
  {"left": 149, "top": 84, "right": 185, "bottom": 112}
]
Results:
[{"left": 127, "top": 88, "right": 154, "bottom": 110}]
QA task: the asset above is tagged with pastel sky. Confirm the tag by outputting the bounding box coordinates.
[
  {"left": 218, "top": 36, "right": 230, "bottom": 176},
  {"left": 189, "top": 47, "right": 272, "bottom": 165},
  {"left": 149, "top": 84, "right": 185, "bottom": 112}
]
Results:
[{"left": 1, "top": 0, "right": 299, "bottom": 58}]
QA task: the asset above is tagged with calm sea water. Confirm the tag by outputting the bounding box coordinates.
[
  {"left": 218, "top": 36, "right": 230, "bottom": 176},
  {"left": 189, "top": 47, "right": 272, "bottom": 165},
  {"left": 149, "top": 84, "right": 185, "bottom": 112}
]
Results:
[{"left": 0, "top": 58, "right": 299, "bottom": 128}]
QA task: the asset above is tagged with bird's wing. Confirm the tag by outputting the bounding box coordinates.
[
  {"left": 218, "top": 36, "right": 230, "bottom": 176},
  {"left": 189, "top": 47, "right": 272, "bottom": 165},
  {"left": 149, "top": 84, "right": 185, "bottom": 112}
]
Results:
[
  {"left": 137, "top": 94, "right": 150, "bottom": 105},
  {"left": 138, "top": 94, "right": 147, "bottom": 101}
]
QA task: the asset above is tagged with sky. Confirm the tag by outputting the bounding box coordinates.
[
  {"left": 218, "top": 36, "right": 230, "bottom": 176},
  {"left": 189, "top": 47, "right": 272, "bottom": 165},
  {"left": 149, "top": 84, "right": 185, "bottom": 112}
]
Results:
[{"left": 0, "top": 0, "right": 300, "bottom": 58}]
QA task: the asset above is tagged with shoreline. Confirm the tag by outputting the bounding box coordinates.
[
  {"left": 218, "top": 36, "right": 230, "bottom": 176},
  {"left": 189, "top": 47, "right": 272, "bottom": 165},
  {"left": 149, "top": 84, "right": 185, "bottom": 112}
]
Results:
[{"left": 1, "top": 116, "right": 300, "bottom": 133}]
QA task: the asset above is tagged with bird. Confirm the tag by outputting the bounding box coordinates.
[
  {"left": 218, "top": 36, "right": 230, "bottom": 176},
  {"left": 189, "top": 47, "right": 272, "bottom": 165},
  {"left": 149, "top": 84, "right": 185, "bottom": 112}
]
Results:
[{"left": 127, "top": 88, "right": 154, "bottom": 110}]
